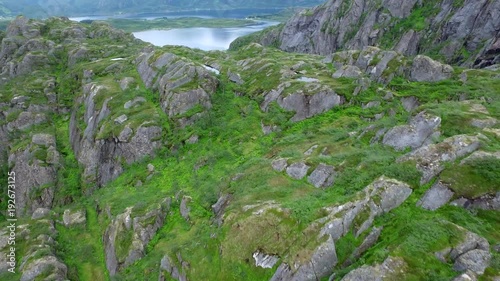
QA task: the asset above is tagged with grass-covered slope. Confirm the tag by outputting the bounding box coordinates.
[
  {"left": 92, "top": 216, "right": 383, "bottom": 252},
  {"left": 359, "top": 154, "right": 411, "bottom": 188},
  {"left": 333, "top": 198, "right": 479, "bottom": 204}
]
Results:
[{"left": 0, "top": 16, "right": 498, "bottom": 281}]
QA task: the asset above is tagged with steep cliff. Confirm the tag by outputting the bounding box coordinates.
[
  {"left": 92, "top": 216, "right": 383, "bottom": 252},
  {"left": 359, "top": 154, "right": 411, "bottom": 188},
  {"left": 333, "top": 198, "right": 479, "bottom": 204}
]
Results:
[{"left": 234, "top": 0, "right": 500, "bottom": 68}]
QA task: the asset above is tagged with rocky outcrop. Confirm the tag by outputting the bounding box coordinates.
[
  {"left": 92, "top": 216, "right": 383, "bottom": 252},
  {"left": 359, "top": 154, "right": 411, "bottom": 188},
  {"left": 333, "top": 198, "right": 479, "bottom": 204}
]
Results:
[
  {"left": 270, "top": 236, "right": 337, "bottom": 281},
  {"left": 382, "top": 111, "right": 441, "bottom": 151},
  {"left": 272, "top": 158, "right": 288, "bottom": 172},
  {"left": 331, "top": 47, "right": 406, "bottom": 85},
  {"left": 249, "top": 0, "right": 500, "bottom": 68},
  {"left": 398, "top": 134, "right": 482, "bottom": 184},
  {"left": 135, "top": 50, "right": 218, "bottom": 127},
  {"left": 159, "top": 255, "right": 188, "bottom": 281},
  {"left": 436, "top": 224, "right": 491, "bottom": 276},
  {"left": 180, "top": 196, "right": 191, "bottom": 221},
  {"left": 341, "top": 256, "right": 407, "bottom": 280},
  {"left": 104, "top": 198, "right": 171, "bottom": 276},
  {"left": 271, "top": 177, "right": 412, "bottom": 281},
  {"left": 286, "top": 162, "right": 310, "bottom": 180},
  {"left": 307, "top": 163, "right": 336, "bottom": 188},
  {"left": 62, "top": 209, "right": 86, "bottom": 227},
  {"left": 319, "top": 176, "right": 412, "bottom": 240},
  {"left": 0, "top": 219, "right": 69, "bottom": 280},
  {"left": 342, "top": 226, "right": 383, "bottom": 268},
  {"left": 8, "top": 134, "right": 59, "bottom": 217},
  {"left": 410, "top": 55, "right": 454, "bottom": 82},
  {"left": 417, "top": 182, "right": 454, "bottom": 211},
  {"left": 451, "top": 193, "right": 500, "bottom": 211},
  {"left": 69, "top": 82, "right": 163, "bottom": 188},
  {"left": 212, "top": 194, "right": 232, "bottom": 227},
  {"left": 261, "top": 83, "right": 345, "bottom": 122},
  {"left": 0, "top": 17, "right": 57, "bottom": 82},
  {"left": 253, "top": 251, "right": 279, "bottom": 269}
]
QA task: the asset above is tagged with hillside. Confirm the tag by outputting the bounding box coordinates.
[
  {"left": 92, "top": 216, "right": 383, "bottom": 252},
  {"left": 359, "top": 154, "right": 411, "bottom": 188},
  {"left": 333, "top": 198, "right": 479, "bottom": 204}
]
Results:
[
  {"left": 0, "top": 0, "right": 324, "bottom": 18},
  {"left": 0, "top": 9, "right": 499, "bottom": 281},
  {"left": 232, "top": 0, "right": 500, "bottom": 68}
]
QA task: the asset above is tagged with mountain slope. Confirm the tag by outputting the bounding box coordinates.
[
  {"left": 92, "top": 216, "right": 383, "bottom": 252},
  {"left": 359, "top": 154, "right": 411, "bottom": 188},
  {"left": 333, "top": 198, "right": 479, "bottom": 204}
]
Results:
[
  {"left": 232, "top": 0, "right": 500, "bottom": 68},
  {"left": 0, "top": 0, "right": 325, "bottom": 18},
  {"left": 0, "top": 14, "right": 499, "bottom": 281}
]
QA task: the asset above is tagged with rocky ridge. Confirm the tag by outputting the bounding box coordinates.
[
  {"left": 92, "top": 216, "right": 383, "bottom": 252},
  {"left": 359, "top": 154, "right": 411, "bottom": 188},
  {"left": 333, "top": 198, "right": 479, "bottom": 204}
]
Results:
[{"left": 236, "top": 0, "right": 500, "bottom": 68}]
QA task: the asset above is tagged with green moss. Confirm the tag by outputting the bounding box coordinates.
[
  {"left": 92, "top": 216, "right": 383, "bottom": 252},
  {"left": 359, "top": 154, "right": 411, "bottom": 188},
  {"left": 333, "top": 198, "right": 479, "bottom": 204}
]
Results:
[{"left": 441, "top": 157, "right": 500, "bottom": 198}]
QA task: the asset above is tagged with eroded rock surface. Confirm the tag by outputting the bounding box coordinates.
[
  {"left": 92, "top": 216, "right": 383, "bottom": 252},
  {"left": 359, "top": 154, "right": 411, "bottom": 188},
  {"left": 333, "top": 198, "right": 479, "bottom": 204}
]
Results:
[
  {"left": 417, "top": 182, "right": 454, "bottom": 211},
  {"left": 398, "top": 134, "right": 482, "bottom": 184},
  {"left": 382, "top": 111, "right": 441, "bottom": 151},
  {"left": 135, "top": 50, "right": 218, "bottom": 127},
  {"left": 248, "top": 0, "right": 500, "bottom": 68},
  {"left": 104, "top": 198, "right": 171, "bottom": 276}
]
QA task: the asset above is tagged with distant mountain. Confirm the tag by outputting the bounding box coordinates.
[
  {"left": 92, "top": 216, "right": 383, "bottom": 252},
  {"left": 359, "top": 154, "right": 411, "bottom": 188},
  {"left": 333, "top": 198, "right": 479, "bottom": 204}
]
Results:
[
  {"left": 0, "top": 0, "right": 324, "bottom": 18},
  {"left": 235, "top": 0, "right": 500, "bottom": 68}
]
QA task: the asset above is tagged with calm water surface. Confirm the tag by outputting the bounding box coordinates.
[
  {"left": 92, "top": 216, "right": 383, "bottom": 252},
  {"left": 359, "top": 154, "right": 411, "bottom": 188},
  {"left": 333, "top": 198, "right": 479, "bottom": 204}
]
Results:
[
  {"left": 132, "top": 21, "right": 278, "bottom": 51},
  {"left": 70, "top": 9, "right": 280, "bottom": 51}
]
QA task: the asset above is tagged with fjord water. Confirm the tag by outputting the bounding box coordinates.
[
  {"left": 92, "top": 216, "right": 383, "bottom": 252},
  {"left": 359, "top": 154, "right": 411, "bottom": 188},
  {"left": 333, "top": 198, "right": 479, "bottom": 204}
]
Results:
[
  {"left": 132, "top": 21, "right": 278, "bottom": 50},
  {"left": 71, "top": 9, "right": 280, "bottom": 51}
]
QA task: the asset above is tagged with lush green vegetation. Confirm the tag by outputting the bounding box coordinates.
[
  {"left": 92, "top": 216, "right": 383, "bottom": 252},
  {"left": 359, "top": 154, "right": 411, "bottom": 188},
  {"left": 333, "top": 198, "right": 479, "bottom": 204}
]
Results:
[{"left": 0, "top": 14, "right": 499, "bottom": 281}]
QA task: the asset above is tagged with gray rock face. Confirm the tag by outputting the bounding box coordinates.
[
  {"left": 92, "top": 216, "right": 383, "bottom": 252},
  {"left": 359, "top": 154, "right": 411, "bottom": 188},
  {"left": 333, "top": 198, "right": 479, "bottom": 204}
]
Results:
[
  {"left": 253, "top": 251, "right": 279, "bottom": 269},
  {"left": 307, "top": 163, "right": 336, "bottom": 188},
  {"left": 124, "top": 97, "right": 146, "bottom": 109},
  {"left": 180, "top": 196, "right": 191, "bottom": 221},
  {"left": 382, "top": 0, "right": 418, "bottom": 18},
  {"left": 31, "top": 133, "right": 55, "bottom": 147},
  {"left": 342, "top": 227, "right": 383, "bottom": 267},
  {"left": 31, "top": 208, "right": 51, "bottom": 220},
  {"left": 212, "top": 194, "right": 232, "bottom": 227},
  {"left": 410, "top": 55, "right": 454, "bottom": 82},
  {"left": 261, "top": 82, "right": 345, "bottom": 122},
  {"left": 383, "top": 111, "right": 441, "bottom": 151},
  {"left": 452, "top": 271, "right": 478, "bottom": 281},
  {"left": 0, "top": 17, "right": 57, "bottom": 82},
  {"left": 272, "top": 158, "right": 288, "bottom": 172},
  {"left": 278, "top": 90, "right": 345, "bottom": 122},
  {"left": 451, "top": 192, "right": 500, "bottom": 211},
  {"left": 270, "top": 236, "right": 337, "bottom": 281},
  {"left": 13, "top": 220, "right": 69, "bottom": 281},
  {"left": 417, "top": 182, "right": 454, "bottom": 211},
  {"left": 331, "top": 47, "right": 406, "bottom": 85},
  {"left": 135, "top": 50, "right": 218, "bottom": 126},
  {"left": 401, "top": 96, "right": 420, "bottom": 112},
  {"left": 69, "top": 82, "right": 163, "bottom": 189},
  {"left": 119, "top": 77, "right": 135, "bottom": 90},
  {"left": 62, "top": 209, "right": 86, "bottom": 227},
  {"left": 104, "top": 198, "right": 171, "bottom": 276},
  {"left": 228, "top": 71, "right": 244, "bottom": 84},
  {"left": 254, "top": 0, "right": 500, "bottom": 68},
  {"left": 8, "top": 138, "right": 58, "bottom": 217},
  {"left": 398, "top": 134, "right": 482, "bottom": 184},
  {"left": 320, "top": 176, "right": 412, "bottom": 240},
  {"left": 272, "top": 177, "right": 411, "bottom": 281},
  {"left": 6, "top": 111, "right": 47, "bottom": 132},
  {"left": 20, "top": 255, "right": 68, "bottom": 281},
  {"left": 470, "top": 117, "right": 498, "bottom": 129},
  {"left": 341, "top": 256, "right": 407, "bottom": 281},
  {"left": 454, "top": 249, "right": 491, "bottom": 275},
  {"left": 159, "top": 255, "right": 188, "bottom": 281},
  {"left": 435, "top": 224, "right": 491, "bottom": 276},
  {"left": 332, "top": 65, "right": 362, "bottom": 78},
  {"left": 286, "top": 162, "right": 310, "bottom": 180}
]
